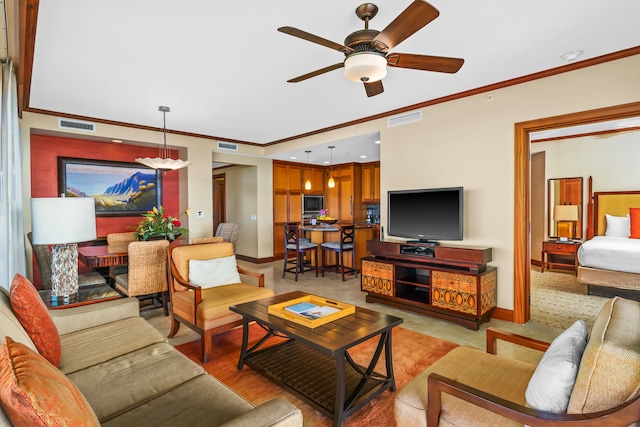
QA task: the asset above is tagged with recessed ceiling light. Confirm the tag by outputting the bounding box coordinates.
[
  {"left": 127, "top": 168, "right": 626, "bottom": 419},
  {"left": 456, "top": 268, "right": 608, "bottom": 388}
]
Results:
[
  {"left": 360, "top": 155, "right": 367, "bottom": 159},
  {"left": 323, "top": 161, "right": 330, "bottom": 164},
  {"left": 374, "top": 140, "right": 381, "bottom": 144},
  {"left": 560, "top": 50, "right": 584, "bottom": 62},
  {"left": 290, "top": 156, "right": 297, "bottom": 160},
  {"left": 111, "top": 139, "right": 123, "bottom": 143}
]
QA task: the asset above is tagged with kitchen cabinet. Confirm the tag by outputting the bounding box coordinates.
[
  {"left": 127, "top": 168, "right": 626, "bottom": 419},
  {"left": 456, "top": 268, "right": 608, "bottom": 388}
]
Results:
[
  {"left": 324, "top": 164, "right": 364, "bottom": 223},
  {"left": 361, "top": 162, "right": 380, "bottom": 203},
  {"left": 302, "top": 166, "right": 324, "bottom": 194},
  {"left": 273, "top": 161, "right": 304, "bottom": 258}
]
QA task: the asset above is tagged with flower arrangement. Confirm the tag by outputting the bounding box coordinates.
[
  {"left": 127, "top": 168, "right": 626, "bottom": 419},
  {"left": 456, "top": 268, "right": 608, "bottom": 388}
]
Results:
[
  {"left": 317, "top": 209, "right": 337, "bottom": 224},
  {"left": 134, "top": 205, "right": 189, "bottom": 241}
]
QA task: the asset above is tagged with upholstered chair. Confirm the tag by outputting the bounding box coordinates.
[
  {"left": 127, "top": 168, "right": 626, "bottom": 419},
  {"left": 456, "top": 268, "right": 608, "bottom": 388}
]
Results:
[
  {"left": 321, "top": 225, "right": 358, "bottom": 281},
  {"left": 167, "top": 241, "right": 274, "bottom": 363},
  {"left": 395, "top": 296, "right": 640, "bottom": 427},
  {"left": 27, "top": 232, "right": 105, "bottom": 290},
  {"left": 114, "top": 240, "right": 170, "bottom": 315},
  {"left": 282, "top": 222, "right": 319, "bottom": 281},
  {"left": 214, "top": 223, "right": 240, "bottom": 252}
]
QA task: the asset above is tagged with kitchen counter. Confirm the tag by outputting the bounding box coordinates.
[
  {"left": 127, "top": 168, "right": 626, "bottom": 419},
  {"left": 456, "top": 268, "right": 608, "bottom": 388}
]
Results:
[{"left": 301, "top": 224, "right": 377, "bottom": 272}]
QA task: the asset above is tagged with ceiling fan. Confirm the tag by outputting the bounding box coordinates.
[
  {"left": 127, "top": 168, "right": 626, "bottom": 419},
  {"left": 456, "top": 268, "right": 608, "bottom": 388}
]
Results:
[{"left": 278, "top": 0, "right": 464, "bottom": 97}]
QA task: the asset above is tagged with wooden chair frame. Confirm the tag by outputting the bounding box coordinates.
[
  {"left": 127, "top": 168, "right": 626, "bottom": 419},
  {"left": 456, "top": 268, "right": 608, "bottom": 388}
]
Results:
[
  {"left": 321, "top": 225, "right": 358, "bottom": 281},
  {"left": 167, "top": 242, "right": 265, "bottom": 363},
  {"left": 282, "top": 223, "right": 318, "bottom": 281},
  {"left": 426, "top": 327, "right": 640, "bottom": 426}
]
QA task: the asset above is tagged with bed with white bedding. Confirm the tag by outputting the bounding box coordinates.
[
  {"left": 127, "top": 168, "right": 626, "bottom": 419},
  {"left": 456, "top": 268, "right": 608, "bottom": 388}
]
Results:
[{"left": 577, "top": 179, "right": 640, "bottom": 295}]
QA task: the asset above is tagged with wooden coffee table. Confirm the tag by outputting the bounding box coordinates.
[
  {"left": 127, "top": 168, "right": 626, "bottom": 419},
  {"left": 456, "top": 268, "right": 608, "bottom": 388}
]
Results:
[{"left": 229, "top": 291, "right": 403, "bottom": 427}]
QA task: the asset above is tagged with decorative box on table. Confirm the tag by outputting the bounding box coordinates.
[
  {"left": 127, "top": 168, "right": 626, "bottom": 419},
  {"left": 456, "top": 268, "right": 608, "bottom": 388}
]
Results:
[{"left": 268, "top": 294, "right": 355, "bottom": 328}]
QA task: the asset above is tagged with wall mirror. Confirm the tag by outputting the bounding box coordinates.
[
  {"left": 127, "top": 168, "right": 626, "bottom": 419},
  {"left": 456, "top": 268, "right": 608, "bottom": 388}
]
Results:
[{"left": 548, "top": 177, "right": 583, "bottom": 240}]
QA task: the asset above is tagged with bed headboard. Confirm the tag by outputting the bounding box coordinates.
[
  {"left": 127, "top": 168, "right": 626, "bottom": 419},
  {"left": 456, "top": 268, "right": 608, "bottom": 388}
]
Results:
[{"left": 588, "top": 177, "right": 640, "bottom": 238}]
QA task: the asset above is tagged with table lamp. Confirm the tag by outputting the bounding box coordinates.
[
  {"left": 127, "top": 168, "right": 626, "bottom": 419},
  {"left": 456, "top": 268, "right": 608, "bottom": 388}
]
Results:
[
  {"left": 554, "top": 204, "right": 579, "bottom": 240},
  {"left": 31, "top": 197, "right": 97, "bottom": 303}
]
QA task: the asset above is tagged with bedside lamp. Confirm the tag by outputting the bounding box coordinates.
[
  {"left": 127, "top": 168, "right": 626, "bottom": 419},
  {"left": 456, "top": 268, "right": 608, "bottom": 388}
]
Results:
[
  {"left": 554, "top": 204, "right": 579, "bottom": 240},
  {"left": 31, "top": 197, "right": 97, "bottom": 303}
]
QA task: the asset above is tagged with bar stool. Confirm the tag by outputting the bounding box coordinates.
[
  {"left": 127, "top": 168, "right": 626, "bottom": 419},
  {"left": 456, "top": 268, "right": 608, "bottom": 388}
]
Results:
[
  {"left": 321, "top": 225, "right": 358, "bottom": 281},
  {"left": 283, "top": 223, "right": 319, "bottom": 281}
]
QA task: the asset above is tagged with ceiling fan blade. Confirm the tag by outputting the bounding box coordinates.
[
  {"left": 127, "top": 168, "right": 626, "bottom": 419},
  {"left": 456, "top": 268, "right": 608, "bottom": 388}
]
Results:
[
  {"left": 278, "top": 26, "right": 354, "bottom": 54},
  {"left": 287, "top": 63, "right": 344, "bottom": 83},
  {"left": 372, "top": 0, "right": 439, "bottom": 52},
  {"left": 364, "top": 80, "right": 384, "bottom": 97},
  {"left": 387, "top": 53, "right": 464, "bottom": 73}
]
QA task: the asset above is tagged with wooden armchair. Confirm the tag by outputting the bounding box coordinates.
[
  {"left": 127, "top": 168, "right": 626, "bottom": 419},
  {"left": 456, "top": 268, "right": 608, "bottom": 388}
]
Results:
[
  {"left": 167, "top": 241, "right": 274, "bottom": 363},
  {"left": 395, "top": 296, "right": 640, "bottom": 426}
]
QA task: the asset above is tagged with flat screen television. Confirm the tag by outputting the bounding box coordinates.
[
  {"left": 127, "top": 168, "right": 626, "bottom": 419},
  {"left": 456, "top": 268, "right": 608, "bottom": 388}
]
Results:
[{"left": 387, "top": 187, "right": 463, "bottom": 244}]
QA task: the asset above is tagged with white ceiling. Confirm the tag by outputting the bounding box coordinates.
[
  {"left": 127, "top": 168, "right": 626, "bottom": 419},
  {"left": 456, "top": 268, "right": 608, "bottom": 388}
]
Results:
[{"left": 28, "top": 0, "right": 640, "bottom": 165}]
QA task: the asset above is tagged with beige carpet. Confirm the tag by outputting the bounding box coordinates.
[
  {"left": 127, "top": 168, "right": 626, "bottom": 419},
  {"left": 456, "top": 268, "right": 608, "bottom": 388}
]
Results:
[
  {"left": 530, "top": 268, "right": 610, "bottom": 330},
  {"left": 175, "top": 323, "right": 457, "bottom": 427}
]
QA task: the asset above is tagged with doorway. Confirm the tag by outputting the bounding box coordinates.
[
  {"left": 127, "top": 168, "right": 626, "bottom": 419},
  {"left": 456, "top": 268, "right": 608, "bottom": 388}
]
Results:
[
  {"left": 213, "top": 174, "right": 226, "bottom": 234},
  {"left": 514, "top": 101, "right": 640, "bottom": 324}
]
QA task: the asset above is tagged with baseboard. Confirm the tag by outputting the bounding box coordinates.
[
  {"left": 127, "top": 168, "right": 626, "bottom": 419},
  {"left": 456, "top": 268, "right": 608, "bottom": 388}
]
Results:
[
  {"left": 491, "top": 307, "right": 514, "bottom": 322},
  {"left": 236, "top": 254, "right": 275, "bottom": 264}
]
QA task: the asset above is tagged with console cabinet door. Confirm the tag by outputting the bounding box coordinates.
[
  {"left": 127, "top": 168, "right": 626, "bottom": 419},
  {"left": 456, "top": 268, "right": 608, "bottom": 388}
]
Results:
[
  {"left": 361, "top": 259, "right": 394, "bottom": 296},
  {"left": 431, "top": 270, "right": 497, "bottom": 316}
]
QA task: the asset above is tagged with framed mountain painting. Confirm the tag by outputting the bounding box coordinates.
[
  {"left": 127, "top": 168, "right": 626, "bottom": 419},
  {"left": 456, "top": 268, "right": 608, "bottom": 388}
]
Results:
[{"left": 57, "top": 157, "right": 162, "bottom": 216}]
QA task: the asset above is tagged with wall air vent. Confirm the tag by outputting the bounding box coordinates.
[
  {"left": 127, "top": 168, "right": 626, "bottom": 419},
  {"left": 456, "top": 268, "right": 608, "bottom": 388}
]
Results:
[
  {"left": 218, "top": 142, "right": 238, "bottom": 151},
  {"left": 58, "top": 118, "right": 96, "bottom": 132},
  {"left": 387, "top": 110, "right": 422, "bottom": 128}
]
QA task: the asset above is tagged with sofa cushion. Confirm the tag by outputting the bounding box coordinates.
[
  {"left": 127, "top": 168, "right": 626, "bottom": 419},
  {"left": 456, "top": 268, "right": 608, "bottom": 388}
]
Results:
[
  {"left": 9, "top": 274, "right": 61, "bottom": 366},
  {"left": 525, "top": 320, "right": 588, "bottom": 413},
  {"left": 172, "top": 284, "right": 274, "bottom": 328},
  {"left": 59, "top": 316, "right": 166, "bottom": 375},
  {"left": 189, "top": 256, "right": 242, "bottom": 288},
  {"left": 68, "top": 342, "right": 205, "bottom": 422},
  {"left": 394, "top": 346, "right": 536, "bottom": 427},
  {"left": 0, "top": 336, "right": 100, "bottom": 426},
  {"left": 568, "top": 297, "right": 640, "bottom": 414},
  {"left": 0, "top": 288, "right": 36, "bottom": 351},
  {"left": 101, "top": 373, "right": 255, "bottom": 427}
]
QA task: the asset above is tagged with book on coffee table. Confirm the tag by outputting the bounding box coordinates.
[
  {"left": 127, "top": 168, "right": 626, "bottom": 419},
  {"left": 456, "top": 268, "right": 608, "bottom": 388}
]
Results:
[{"left": 269, "top": 295, "right": 355, "bottom": 328}]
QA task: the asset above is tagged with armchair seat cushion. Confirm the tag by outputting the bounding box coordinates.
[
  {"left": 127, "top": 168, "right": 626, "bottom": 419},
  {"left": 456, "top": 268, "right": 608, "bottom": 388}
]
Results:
[
  {"left": 172, "top": 284, "right": 274, "bottom": 328},
  {"left": 395, "top": 346, "right": 536, "bottom": 427}
]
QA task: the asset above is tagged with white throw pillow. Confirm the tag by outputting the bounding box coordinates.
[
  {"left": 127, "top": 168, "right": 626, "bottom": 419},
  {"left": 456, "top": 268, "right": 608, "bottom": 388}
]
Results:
[
  {"left": 189, "top": 256, "right": 241, "bottom": 289},
  {"left": 605, "top": 213, "right": 630, "bottom": 238},
  {"left": 525, "top": 320, "right": 589, "bottom": 413}
]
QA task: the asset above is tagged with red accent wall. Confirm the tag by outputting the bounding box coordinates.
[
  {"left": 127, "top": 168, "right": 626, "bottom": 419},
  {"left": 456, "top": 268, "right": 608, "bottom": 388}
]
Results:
[{"left": 30, "top": 134, "right": 181, "bottom": 237}]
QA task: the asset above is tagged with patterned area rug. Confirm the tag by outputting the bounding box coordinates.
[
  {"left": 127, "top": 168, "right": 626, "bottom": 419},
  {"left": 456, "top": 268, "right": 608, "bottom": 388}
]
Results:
[
  {"left": 530, "top": 268, "right": 609, "bottom": 329},
  {"left": 174, "top": 324, "right": 457, "bottom": 426}
]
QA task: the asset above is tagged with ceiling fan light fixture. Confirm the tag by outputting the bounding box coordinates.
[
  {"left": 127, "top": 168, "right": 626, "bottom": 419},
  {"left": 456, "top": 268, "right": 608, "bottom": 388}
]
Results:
[
  {"left": 344, "top": 52, "right": 387, "bottom": 83},
  {"left": 135, "top": 106, "right": 190, "bottom": 171}
]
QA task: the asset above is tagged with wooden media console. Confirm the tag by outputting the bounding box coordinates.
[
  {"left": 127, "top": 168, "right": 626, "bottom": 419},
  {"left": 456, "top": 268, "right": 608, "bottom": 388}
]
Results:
[{"left": 361, "top": 240, "right": 496, "bottom": 330}]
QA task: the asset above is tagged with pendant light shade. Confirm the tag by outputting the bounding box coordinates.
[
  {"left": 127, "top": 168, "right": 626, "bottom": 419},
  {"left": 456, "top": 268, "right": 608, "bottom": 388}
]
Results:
[
  {"left": 304, "top": 150, "right": 312, "bottom": 190},
  {"left": 136, "top": 106, "right": 190, "bottom": 171},
  {"left": 327, "top": 146, "right": 336, "bottom": 189}
]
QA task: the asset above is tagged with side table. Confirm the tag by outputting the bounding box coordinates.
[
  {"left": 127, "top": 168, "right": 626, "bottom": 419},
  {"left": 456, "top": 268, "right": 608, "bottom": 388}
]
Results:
[
  {"left": 541, "top": 240, "right": 582, "bottom": 275},
  {"left": 38, "top": 283, "right": 121, "bottom": 309}
]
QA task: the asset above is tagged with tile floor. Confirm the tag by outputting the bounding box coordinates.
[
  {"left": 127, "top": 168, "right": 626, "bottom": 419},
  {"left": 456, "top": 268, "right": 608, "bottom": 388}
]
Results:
[{"left": 143, "top": 260, "right": 562, "bottom": 366}]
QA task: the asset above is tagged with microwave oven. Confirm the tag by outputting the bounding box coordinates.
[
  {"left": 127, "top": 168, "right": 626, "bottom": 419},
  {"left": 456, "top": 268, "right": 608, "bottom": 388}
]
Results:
[{"left": 302, "top": 194, "right": 324, "bottom": 214}]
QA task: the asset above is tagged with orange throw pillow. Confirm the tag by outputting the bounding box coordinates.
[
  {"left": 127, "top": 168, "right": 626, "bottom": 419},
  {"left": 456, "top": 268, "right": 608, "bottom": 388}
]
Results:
[
  {"left": 0, "top": 337, "right": 100, "bottom": 426},
  {"left": 630, "top": 208, "right": 640, "bottom": 239},
  {"left": 9, "top": 274, "right": 61, "bottom": 367}
]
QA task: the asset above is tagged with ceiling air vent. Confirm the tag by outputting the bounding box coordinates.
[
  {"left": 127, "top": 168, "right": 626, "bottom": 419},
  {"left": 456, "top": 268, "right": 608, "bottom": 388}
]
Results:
[
  {"left": 58, "top": 118, "right": 96, "bottom": 132},
  {"left": 387, "top": 110, "right": 422, "bottom": 128},
  {"left": 218, "top": 142, "right": 238, "bottom": 151}
]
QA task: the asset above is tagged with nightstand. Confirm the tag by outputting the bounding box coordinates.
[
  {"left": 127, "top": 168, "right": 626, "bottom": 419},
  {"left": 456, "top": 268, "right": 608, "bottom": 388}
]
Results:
[{"left": 541, "top": 240, "right": 582, "bottom": 275}]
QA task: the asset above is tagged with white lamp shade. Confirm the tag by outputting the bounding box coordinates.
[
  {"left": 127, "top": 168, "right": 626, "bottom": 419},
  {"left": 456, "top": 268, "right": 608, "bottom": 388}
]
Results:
[
  {"left": 344, "top": 53, "right": 388, "bottom": 83},
  {"left": 31, "top": 197, "right": 97, "bottom": 244},
  {"left": 135, "top": 157, "right": 190, "bottom": 171},
  {"left": 553, "top": 204, "right": 579, "bottom": 221}
]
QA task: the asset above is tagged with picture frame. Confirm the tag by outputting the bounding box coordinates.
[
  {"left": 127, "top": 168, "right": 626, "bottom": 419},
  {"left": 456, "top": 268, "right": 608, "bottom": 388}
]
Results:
[{"left": 58, "top": 157, "right": 162, "bottom": 217}]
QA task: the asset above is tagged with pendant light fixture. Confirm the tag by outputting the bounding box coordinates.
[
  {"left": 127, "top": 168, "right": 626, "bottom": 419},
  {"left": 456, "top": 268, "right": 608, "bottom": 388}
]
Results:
[
  {"left": 304, "top": 150, "right": 312, "bottom": 190},
  {"left": 135, "top": 106, "right": 190, "bottom": 171},
  {"left": 327, "top": 146, "right": 336, "bottom": 189}
]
